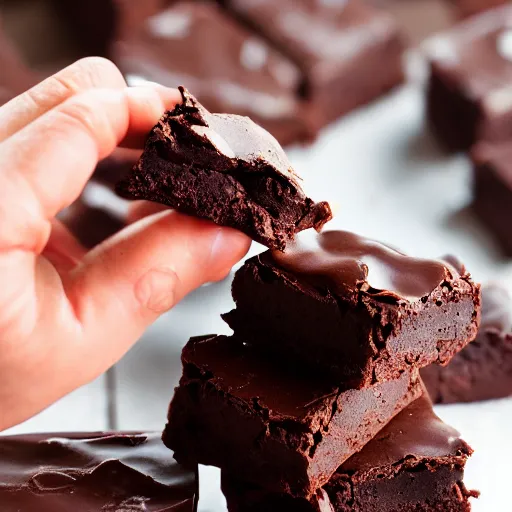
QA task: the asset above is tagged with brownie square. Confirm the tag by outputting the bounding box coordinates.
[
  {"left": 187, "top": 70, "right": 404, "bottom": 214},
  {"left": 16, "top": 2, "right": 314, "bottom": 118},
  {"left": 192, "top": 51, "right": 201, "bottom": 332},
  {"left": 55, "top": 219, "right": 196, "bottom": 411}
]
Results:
[
  {"left": 422, "top": 283, "right": 512, "bottom": 403},
  {"left": 224, "top": 0, "right": 405, "bottom": 126},
  {"left": 223, "top": 230, "right": 481, "bottom": 388},
  {"left": 426, "top": 5, "right": 512, "bottom": 151},
  {"left": 163, "top": 334, "right": 422, "bottom": 499},
  {"left": 222, "top": 391, "right": 477, "bottom": 512},
  {"left": 471, "top": 141, "right": 512, "bottom": 255},
  {"left": 113, "top": 1, "right": 316, "bottom": 146},
  {"left": 0, "top": 432, "right": 197, "bottom": 511},
  {"left": 117, "top": 88, "right": 331, "bottom": 250}
]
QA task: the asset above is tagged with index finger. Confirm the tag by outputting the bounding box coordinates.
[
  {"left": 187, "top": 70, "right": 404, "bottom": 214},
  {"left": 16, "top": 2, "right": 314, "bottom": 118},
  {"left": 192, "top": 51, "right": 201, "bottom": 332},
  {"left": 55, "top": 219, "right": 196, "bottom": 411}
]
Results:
[{"left": 0, "top": 86, "right": 180, "bottom": 253}]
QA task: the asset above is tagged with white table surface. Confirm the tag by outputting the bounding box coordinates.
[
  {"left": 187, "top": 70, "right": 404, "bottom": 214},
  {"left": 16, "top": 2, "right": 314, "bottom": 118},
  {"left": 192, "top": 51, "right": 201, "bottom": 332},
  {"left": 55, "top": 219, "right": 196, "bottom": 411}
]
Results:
[{"left": 4, "top": 54, "right": 512, "bottom": 511}]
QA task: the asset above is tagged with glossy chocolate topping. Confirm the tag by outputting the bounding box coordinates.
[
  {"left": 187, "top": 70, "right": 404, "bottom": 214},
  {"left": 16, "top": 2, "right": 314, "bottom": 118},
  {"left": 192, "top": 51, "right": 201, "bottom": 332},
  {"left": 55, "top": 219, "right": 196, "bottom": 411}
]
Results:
[
  {"left": 0, "top": 432, "right": 197, "bottom": 511},
  {"left": 481, "top": 283, "right": 512, "bottom": 331},
  {"left": 115, "top": 2, "right": 302, "bottom": 122},
  {"left": 173, "top": 87, "right": 298, "bottom": 184},
  {"left": 228, "top": 0, "right": 398, "bottom": 69},
  {"left": 425, "top": 5, "right": 512, "bottom": 106},
  {"left": 183, "top": 335, "right": 338, "bottom": 420},
  {"left": 272, "top": 230, "right": 453, "bottom": 301},
  {"left": 340, "top": 391, "right": 470, "bottom": 473}
]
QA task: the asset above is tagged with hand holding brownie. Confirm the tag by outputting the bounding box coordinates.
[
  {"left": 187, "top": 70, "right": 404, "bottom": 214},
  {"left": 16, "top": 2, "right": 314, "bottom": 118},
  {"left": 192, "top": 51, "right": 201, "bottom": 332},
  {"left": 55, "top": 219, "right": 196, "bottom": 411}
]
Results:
[{"left": 0, "top": 58, "right": 250, "bottom": 431}]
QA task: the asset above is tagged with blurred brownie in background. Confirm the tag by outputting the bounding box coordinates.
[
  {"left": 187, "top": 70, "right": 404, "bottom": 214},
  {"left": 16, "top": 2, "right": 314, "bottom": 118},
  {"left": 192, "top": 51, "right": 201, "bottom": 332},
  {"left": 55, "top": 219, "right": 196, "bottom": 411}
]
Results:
[
  {"left": 422, "top": 283, "right": 512, "bottom": 403},
  {"left": 426, "top": 5, "right": 512, "bottom": 151},
  {"left": 51, "top": 0, "right": 171, "bottom": 57},
  {"left": 471, "top": 141, "right": 512, "bottom": 256},
  {"left": 368, "top": 0, "right": 456, "bottom": 45},
  {"left": 223, "top": 0, "right": 405, "bottom": 126},
  {"left": 0, "top": 14, "right": 36, "bottom": 104},
  {"left": 113, "top": 2, "right": 316, "bottom": 146},
  {"left": 450, "top": 0, "right": 508, "bottom": 18}
]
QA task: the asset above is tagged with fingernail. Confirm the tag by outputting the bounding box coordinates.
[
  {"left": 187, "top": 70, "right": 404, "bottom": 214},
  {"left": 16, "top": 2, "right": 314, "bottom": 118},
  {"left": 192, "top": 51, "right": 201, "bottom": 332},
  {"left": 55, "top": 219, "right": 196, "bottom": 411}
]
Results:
[{"left": 134, "top": 267, "right": 179, "bottom": 314}]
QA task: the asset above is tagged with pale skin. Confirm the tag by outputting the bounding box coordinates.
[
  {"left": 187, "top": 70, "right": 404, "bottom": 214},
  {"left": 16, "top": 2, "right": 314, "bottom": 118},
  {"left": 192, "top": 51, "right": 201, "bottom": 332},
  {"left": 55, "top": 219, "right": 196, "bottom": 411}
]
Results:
[{"left": 0, "top": 58, "right": 251, "bottom": 431}]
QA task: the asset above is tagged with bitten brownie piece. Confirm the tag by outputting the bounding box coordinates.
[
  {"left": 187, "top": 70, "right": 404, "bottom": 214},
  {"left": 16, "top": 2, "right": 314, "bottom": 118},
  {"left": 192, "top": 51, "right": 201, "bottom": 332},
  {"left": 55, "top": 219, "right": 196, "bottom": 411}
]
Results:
[
  {"left": 472, "top": 141, "right": 512, "bottom": 255},
  {"left": 422, "top": 283, "right": 512, "bottom": 403},
  {"left": 117, "top": 87, "right": 331, "bottom": 250},
  {"left": 0, "top": 432, "right": 197, "bottom": 511},
  {"left": 223, "top": 230, "right": 481, "bottom": 388},
  {"left": 224, "top": 0, "right": 405, "bottom": 126},
  {"left": 222, "top": 391, "right": 477, "bottom": 512},
  {"left": 163, "top": 334, "right": 422, "bottom": 499},
  {"left": 426, "top": 5, "right": 512, "bottom": 151},
  {"left": 113, "top": 1, "right": 316, "bottom": 146}
]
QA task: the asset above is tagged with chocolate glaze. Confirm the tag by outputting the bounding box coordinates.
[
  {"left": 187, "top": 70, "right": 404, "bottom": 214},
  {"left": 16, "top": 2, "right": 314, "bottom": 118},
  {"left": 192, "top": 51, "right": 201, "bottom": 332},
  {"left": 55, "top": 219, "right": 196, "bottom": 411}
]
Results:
[
  {"left": 171, "top": 88, "right": 298, "bottom": 185},
  {"left": 0, "top": 432, "right": 197, "bottom": 512},
  {"left": 273, "top": 230, "right": 454, "bottom": 301},
  {"left": 340, "top": 391, "right": 471, "bottom": 473}
]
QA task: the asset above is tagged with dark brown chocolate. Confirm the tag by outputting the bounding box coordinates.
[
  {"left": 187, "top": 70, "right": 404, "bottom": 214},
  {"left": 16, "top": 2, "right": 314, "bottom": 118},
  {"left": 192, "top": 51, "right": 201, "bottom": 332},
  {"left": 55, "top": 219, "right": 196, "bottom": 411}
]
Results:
[
  {"left": 426, "top": 5, "right": 512, "bottom": 151},
  {"left": 225, "top": 0, "right": 405, "bottom": 126},
  {"left": 117, "top": 87, "right": 331, "bottom": 250},
  {"left": 164, "top": 334, "right": 422, "bottom": 499},
  {"left": 0, "top": 16, "right": 36, "bottom": 105},
  {"left": 113, "top": 1, "right": 316, "bottom": 146},
  {"left": 0, "top": 432, "right": 197, "bottom": 512},
  {"left": 472, "top": 141, "right": 512, "bottom": 255},
  {"left": 222, "top": 391, "right": 477, "bottom": 512},
  {"left": 422, "top": 283, "right": 512, "bottom": 403},
  {"left": 224, "top": 230, "right": 481, "bottom": 387}
]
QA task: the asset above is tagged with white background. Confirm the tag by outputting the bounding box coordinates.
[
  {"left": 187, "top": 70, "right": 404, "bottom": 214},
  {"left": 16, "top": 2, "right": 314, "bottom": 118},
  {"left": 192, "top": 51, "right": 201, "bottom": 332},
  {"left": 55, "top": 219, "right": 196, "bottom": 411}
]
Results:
[{"left": 4, "top": 54, "right": 512, "bottom": 511}]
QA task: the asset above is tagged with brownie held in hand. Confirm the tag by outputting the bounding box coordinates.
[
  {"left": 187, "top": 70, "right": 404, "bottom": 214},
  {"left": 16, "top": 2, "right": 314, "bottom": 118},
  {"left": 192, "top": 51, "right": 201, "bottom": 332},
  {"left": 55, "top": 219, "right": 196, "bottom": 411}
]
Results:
[
  {"left": 426, "top": 5, "right": 512, "bottom": 151},
  {"left": 163, "top": 335, "right": 422, "bottom": 499},
  {"left": 0, "top": 432, "right": 197, "bottom": 511},
  {"left": 422, "top": 283, "right": 512, "bottom": 403},
  {"left": 223, "top": 230, "right": 481, "bottom": 387},
  {"left": 222, "top": 390, "right": 477, "bottom": 512},
  {"left": 117, "top": 87, "right": 332, "bottom": 250}
]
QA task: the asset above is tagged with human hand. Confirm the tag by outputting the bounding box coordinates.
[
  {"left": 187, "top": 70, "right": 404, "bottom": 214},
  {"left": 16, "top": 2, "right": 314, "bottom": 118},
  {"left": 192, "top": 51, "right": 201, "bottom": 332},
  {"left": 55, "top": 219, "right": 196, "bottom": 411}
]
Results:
[{"left": 0, "top": 58, "right": 251, "bottom": 431}]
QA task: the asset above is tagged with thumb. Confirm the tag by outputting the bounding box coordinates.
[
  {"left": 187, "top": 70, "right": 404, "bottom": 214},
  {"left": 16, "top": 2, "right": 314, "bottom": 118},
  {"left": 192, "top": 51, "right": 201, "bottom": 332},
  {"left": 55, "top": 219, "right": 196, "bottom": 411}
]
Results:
[{"left": 64, "top": 210, "right": 250, "bottom": 373}]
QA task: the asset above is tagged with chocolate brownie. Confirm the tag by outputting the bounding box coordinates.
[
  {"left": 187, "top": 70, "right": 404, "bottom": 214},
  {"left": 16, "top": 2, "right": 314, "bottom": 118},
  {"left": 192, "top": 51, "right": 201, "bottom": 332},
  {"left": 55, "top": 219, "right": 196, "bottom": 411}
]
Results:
[
  {"left": 223, "top": 230, "right": 481, "bottom": 387},
  {"left": 471, "top": 141, "right": 512, "bottom": 255},
  {"left": 163, "top": 334, "right": 422, "bottom": 498},
  {"left": 113, "top": 2, "right": 316, "bottom": 146},
  {"left": 116, "top": 88, "right": 331, "bottom": 250},
  {"left": 222, "top": 391, "right": 477, "bottom": 512},
  {"left": 0, "top": 432, "right": 197, "bottom": 511},
  {"left": 426, "top": 5, "right": 512, "bottom": 151},
  {"left": 422, "top": 283, "right": 512, "bottom": 403},
  {"left": 224, "top": 0, "right": 405, "bottom": 126},
  {"left": 450, "top": 0, "right": 508, "bottom": 18}
]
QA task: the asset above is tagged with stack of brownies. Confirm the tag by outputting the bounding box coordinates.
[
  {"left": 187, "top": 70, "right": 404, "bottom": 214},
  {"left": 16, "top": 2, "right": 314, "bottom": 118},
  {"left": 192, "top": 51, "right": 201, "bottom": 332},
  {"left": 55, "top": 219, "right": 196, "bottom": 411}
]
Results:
[{"left": 162, "top": 230, "right": 481, "bottom": 510}]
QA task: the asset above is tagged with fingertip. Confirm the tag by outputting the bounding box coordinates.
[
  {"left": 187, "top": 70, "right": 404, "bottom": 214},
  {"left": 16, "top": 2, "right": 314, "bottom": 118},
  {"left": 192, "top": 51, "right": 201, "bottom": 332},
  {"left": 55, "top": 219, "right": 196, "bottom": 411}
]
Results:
[{"left": 208, "top": 227, "right": 251, "bottom": 281}]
